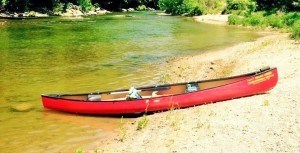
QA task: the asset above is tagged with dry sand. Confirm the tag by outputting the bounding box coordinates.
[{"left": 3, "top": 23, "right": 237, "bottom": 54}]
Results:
[
  {"left": 94, "top": 23, "right": 300, "bottom": 152},
  {"left": 193, "top": 15, "right": 229, "bottom": 25}
]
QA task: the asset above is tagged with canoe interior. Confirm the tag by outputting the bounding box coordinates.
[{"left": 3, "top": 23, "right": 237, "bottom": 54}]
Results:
[{"left": 57, "top": 74, "right": 251, "bottom": 102}]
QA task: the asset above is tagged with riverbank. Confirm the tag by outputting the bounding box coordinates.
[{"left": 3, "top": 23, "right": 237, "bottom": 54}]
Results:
[
  {"left": 96, "top": 31, "right": 300, "bottom": 152},
  {"left": 0, "top": 5, "right": 110, "bottom": 19},
  {"left": 193, "top": 15, "right": 228, "bottom": 25}
]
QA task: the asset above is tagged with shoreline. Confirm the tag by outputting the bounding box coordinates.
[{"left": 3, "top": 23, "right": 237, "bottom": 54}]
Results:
[
  {"left": 0, "top": 4, "right": 119, "bottom": 19},
  {"left": 193, "top": 15, "right": 229, "bottom": 25},
  {"left": 95, "top": 19, "right": 300, "bottom": 152}
]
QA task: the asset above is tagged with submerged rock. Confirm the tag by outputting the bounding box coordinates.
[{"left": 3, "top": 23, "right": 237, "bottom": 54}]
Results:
[{"left": 10, "top": 103, "right": 34, "bottom": 112}]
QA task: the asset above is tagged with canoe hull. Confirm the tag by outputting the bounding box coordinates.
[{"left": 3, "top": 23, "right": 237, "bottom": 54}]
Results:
[{"left": 42, "top": 68, "right": 278, "bottom": 115}]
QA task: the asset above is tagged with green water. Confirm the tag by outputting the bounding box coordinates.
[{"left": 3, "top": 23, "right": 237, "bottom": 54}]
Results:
[{"left": 0, "top": 11, "right": 260, "bottom": 152}]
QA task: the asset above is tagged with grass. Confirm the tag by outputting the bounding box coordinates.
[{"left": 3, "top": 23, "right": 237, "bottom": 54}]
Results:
[
  {"left": 94, "top": 149, "right": 104, "bottom": 153},
  {"left": 262, "top": 99, "right": 269, "bottom": 106},
  {"left": 137, "top": 114, "right": 149, "bottom": 130},
  {"left": 228, "top": 11, "right": 300, "bottom": 40},
  {"left": 119, "top": 116, "right": 127, "bottom": 142},
  {"left": 291, "top": 21, "right": 300, "bottom": 39},
  {"left": 198, "top": 0, "right": 227, "bottom": 14},
  {"left": 166, "top": 105, "right": 183, "bottom": 131},
  {"left": 75, "top": 148, "right": 84, "bottom": 153}
]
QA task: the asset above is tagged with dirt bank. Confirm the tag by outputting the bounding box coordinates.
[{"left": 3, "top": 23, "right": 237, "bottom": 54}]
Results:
[{"left": 94, "top": 31, "right": 299, "bottom": 152}]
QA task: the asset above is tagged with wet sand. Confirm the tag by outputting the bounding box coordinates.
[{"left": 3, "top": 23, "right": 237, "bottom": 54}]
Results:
[{"left": 94, "top": 24, "right": 300, "bottom": 152}]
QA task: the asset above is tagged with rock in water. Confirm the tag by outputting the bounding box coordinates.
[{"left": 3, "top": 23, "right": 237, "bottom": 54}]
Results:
[{"left": 11, "top": 103, "right": 34, "bottom": 112}]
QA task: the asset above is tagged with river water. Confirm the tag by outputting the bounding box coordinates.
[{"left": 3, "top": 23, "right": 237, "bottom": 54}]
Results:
[{"left": 0, "top": 11, "right": 260, "bottom": 152}]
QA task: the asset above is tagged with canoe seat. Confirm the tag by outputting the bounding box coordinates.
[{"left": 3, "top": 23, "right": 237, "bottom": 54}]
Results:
[
  {"left": 88, "top": 95, "right": 101, "bottom": 101},
  {"left": 186, "top": 83, "right": 199, "bottom": 93}
]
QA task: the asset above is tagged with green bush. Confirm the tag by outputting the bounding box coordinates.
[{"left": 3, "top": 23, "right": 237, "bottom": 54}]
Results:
[
  {"left": 158, "top": 0, "right": 181, "bottom": 14},
  {"left": 265, "top": 14, "right": 284, "bottom": 28},
  {"left": 53, "top": 2, "right": 64, "bottom": 13},
  {"left": 1, "top": 0, "right": 7, "bottom": 10},
  {"left": 256, "top": 0, "right": 300, "bottom": 12},
  {"left": 137, "top": 4, "right": 147, "bottom": 11},
  {"left": 159, "top": 0, "right": 202, "bottom": 15},
  {"left": 229, "top": 12, "right": 265, "bottom": 26},
  {"left": 229, "top": 11, "right": 286, "bottom": 27},
  {"left": 198, "top": 0, "right": 227, "bottom": 14},
  {"left": 226, "top": 0, "right": 257, "bottom": 15},
  {"left": 228, "top": 14, "right": 243, "bottom": 25},
  {"left": 181, "top": 0, "right": 202, "bottom": 15},
  {"left": 65, "top": 2, "right": 73, "bottom": 10},
  {"left": 247, "top": 12, "right": 266, "bottom": 26},
  {"left": 244, "top": 14, "right": 262, "bottom": 26},
  {"left": 291, "top": 20, "right": 300, "bottom": 39},
  {"left": 283, "top": 12, "right": 300, "bottom": 26},
  {"left": 136, "top": 114, "right": 149, "bottom": 130},
  {"left": 75, "top": 148, "right": 84, "bottom": 153},
  {"left": 77, "top": 0, "right": 94, "bottom": 12}
]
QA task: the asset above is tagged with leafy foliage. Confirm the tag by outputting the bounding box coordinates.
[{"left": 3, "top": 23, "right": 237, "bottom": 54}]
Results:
[
  {"left": 159, "top": 0, "right": 202, "bottom": 15},
  {"left": 1, "top": 0, "right": 7, "bottom": 10},
  {"left": 137, "top": 114, "right": 149, "bottom": 130},
  {"left": 1, "top": 0, "right": 157, "bottom": 12},
  {"left": 266, "top": 13, "right": 284, "bottom": 28},
  {"left": 75, "top": 148, "right": 85, "bottom": 153},
  {"left": 291, "top": 20, "right": 300, "bottom": 39},
  {"left": 197, "top": 0, "right": 227, "bottom": 14},
  {"left": 5, "top": 0, "right": 29, "bottom": 12},
  {"left": 53, "top": 2, "right": 64, "bottom": 13},
  {"left": 77, "top": 0, "right": 94, "bottom": 12},
  {"left": 137, "top": 4, "right": 147, "bottom": 10},
  {"left": 119, "top": 116, "right": 127, "bottom": 142},
  {"left": 283, "top": 12, "right": 300, "bottom": 26},
  {"left": 256, "top": 0, "right": 300, "bottom": 12},
  {"left": 228, "top": 11, "right": 300, "bottom": 39},
  {"left": 158, "top": 0, "right": 182, "bottom": 14},
  {"left": 225, "top": 0, "right": 257, "bottom": 15}
]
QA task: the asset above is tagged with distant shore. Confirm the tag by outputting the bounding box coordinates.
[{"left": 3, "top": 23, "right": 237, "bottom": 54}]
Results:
[
  {"left": 193, "top": 14, "right": 229, "bottom": 25},
  {"left": 0, "top": 7, "right": 110, "bottom": 19},
  {"left": 95, "top": 16, "right": 300, "bottom": 152},
  {"left": 0, "top": 7, "right": 157, "bottom": 19}
]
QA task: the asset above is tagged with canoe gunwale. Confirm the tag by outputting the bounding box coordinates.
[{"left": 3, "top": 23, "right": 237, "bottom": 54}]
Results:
[{"left": 41, "top": 67, "right": 276, "bottom": 103}]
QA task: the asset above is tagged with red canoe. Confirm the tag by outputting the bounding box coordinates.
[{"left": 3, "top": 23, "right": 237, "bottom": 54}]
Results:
[{"left": 42, "top": 67, "right": 278, "bottom": 115}]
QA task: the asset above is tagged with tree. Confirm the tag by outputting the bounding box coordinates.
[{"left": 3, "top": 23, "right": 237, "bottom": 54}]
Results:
[
  {"left": 5, "top": 0, "right": 29, "bottom": 12},
  {"left": 256, "top": 0, "right": 300, "bottom": 12}
]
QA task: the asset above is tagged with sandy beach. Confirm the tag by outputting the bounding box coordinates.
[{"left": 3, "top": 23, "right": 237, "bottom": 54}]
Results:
[
  {"left": 94, "top": 21, "right": 300, "bottom": 152},
  {"left": 193, "top": 15, "right": 229, "bottom": 25}
]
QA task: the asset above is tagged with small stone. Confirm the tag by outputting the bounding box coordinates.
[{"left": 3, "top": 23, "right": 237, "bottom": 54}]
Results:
[{"left": 10, "top": 103, "right": 34, "bottom": 112}]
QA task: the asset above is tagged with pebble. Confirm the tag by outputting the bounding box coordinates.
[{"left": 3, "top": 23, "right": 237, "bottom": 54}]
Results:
[{"left": 10, "top": 103, "right": 34, "bottom": 112}]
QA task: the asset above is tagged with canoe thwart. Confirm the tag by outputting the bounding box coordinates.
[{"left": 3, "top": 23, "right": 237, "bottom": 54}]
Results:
[{"left": 141, "top": 86, "right": 171, "bottom": 91}]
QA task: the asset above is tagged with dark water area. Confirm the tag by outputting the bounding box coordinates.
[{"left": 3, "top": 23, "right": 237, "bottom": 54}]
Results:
[{"left": 0, "top": 11, "right": 260, "bottom": 152}]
